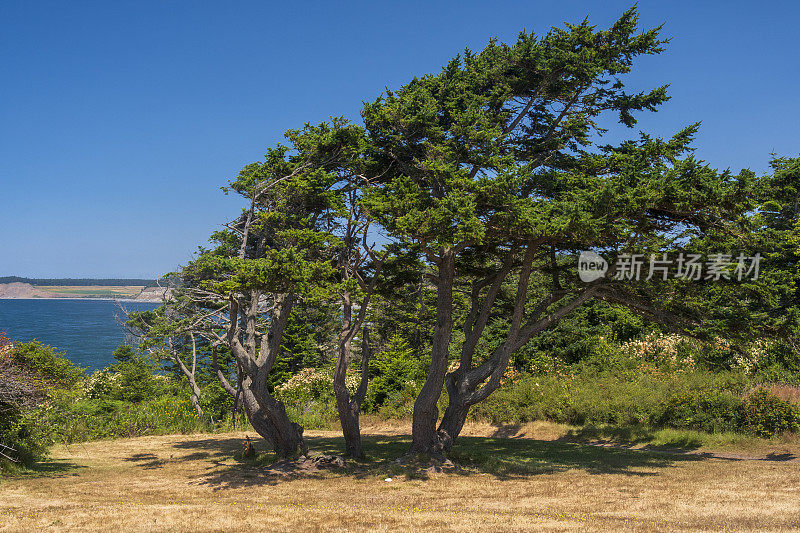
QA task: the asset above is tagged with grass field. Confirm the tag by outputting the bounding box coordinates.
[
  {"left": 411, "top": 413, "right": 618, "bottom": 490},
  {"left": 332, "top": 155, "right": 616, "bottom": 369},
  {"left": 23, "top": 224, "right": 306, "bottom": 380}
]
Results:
[
  {"left": 1, "top": 423, "right": 799, "bottom": 532},
  {"left": 38, "top": 286, "right": 145, "bottom": 298}
]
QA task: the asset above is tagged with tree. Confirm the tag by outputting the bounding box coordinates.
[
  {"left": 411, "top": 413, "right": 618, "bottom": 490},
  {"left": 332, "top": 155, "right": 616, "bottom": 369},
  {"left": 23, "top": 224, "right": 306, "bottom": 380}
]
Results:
[
  {"left": 181, "top": 120, "right": 365, "bottom": 457},
  {"left": 361, "top": 8, "right": 756, "bottom": 455},
  {"left": 757, "top": 156, "right": 800, "bottom": 350},
  {"left": 0, "top": 336, "right": 83, "bottom": 467},
  {"left": 0, "top": 335, "right": 42, "bottom": 425},
  {"left": 124, "top": 296, "right": 210, "bottom": 416},
  {"left": 330, "top": 190, "right": 385, "bottom": 458}
]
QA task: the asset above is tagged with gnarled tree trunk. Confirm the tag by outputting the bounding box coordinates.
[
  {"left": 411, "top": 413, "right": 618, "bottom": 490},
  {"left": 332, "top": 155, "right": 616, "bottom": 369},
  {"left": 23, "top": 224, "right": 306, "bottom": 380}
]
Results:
[
  {"left": 334, "top": 328, "right": 372, "bottom": 458},
  {"left": 437, "top": 280, "right": 600, "bottom": 452},
  {"left": 408, "top": 249, "right": 456, "bottom": 457},
  {"left": 217, "top": 292, "right": 307, "bottom": 458},
  {"left": 241, "top": 377, "right": 305, "bottom": 458}
]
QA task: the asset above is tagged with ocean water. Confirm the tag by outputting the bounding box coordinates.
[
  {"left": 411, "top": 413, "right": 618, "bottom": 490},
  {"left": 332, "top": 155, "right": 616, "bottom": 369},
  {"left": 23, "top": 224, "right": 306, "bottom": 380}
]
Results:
[{"left": 0, "top": 299, "right": 159, "bottom": 371}]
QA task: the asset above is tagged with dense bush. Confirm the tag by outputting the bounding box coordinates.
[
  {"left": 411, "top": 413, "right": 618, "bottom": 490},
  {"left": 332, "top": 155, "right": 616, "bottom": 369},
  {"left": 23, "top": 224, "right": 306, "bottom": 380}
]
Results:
[
  {"left": 652, "top": 389, "right": 743, "bottom": 433},
  {"left": 365, "top": 336, "right": 425, "bottom": 412},
  {"left": 199, "top": 380, "right": 236, "bottom": 423},
  {"left": 1, "top": 340, "right": 82, "bottom": 471},
  {"left": 469, "top": 337, "right": 800, "bottom": 438},
  {"left": 9, "top": 341, "right": 84, "bottom": 388},
  {"left": 274, "top": 368, "right": 338, "bottom": 429},
  {"left": 0, "top": 409, "right": 49, "bottom": 471},
  {"left": 741, "top": 388, "right": 800, "bottom": 437},
  {"left": 38, "top": 395, "right": 206, "bottom": 443}
]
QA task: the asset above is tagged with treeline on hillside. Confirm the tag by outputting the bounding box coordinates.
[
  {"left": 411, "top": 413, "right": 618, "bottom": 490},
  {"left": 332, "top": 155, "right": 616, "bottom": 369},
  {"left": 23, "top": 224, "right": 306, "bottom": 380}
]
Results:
[{"left": 0, "top": 276, "right": 171, "bottom": 287}]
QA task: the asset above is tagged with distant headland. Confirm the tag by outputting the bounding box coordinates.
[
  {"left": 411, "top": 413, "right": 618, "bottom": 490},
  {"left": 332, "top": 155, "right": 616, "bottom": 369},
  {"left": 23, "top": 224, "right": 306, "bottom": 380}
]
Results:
[{"left": 0, "top": 277, "right": 172, "bottom": 302}]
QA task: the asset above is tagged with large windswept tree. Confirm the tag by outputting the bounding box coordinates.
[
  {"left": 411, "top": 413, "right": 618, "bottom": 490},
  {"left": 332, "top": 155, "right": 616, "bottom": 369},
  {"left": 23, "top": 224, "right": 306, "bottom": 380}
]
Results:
[
  {"left": 182, "top": 121, "right": 365, "bottom": 457},
  {"left": 361, "top": 8, "right": 757, "bottom": 456}
]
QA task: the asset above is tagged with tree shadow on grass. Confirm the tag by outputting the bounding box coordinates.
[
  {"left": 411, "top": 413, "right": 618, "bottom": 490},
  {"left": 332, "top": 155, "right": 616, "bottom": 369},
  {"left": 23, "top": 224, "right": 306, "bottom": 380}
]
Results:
[
  {"left": 1, "top": 458, "right": 85, "bottom": 481},
  {"left": 556, "top": 424, "right": 709, "bottom": 452},
  {"left": 163, "top": 432, "right": 709, "bottom": 488},
  {"left": 171, "top": 435, "right": 413, "bottom": 489},
  {"left": 448, "top": 436, "right": 703, "bottom": 479}
]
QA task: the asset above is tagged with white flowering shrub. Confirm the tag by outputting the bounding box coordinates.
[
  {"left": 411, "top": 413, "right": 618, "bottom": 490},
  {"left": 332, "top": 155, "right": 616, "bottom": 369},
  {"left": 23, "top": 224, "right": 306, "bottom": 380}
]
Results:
[
  {"left": 732, "top": 339, "right": 772, "bottom": 374},
  {"left": 620, "top": 333, "right": 697, "bottom": 370},
  {"left": 274, "top": 368, "right": 337, "bottom": 429},
  {"left": 275, "top": 368, "right": 334, "bottom": 405},
  {"left": 82, "top": 369, "right": 120, "bottom": 399}
]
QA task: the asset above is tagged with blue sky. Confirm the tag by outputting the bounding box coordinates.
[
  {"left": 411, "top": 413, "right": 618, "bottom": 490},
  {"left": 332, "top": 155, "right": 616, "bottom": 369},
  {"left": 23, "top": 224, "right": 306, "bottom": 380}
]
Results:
[{"left": 1, "top": 1, "right": 798, "bottom": 278}]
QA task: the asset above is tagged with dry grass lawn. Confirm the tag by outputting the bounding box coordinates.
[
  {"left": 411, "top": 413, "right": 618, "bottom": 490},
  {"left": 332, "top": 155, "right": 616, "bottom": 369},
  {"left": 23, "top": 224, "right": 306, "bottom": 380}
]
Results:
[{"left": 1, "top": 424, "right": 799, "bottom": 532}]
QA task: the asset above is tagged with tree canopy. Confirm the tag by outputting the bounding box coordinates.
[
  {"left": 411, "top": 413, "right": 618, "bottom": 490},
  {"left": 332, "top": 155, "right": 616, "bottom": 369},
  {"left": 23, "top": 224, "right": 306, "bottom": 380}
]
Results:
[{"left": 153, "top": 7, "right": 793, "bottom": 459}]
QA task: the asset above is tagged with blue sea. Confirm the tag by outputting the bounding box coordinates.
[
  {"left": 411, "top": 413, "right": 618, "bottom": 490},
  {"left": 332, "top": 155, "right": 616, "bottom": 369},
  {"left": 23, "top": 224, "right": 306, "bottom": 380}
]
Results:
[{"left": 0, "top": 299, "right": 159, "bottom": 371}]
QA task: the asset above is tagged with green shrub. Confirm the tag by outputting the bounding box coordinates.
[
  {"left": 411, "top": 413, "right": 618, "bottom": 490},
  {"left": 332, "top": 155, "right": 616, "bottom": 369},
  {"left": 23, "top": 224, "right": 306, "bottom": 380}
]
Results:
[
  {"left": 470, "top": 365, "right": 755, "bottom": 433},
  {"left": 740, "top": 388, "right": 800, "bottom": 437},
  {"left": 10, "top": 341, "right": 84, "bottom": 388},
  {"left": 0, "top": 410, "right": 49, "bottom": 471},
  {"left": 365, "top": 336, "right": 423, "bottom": 411},
  {"left": 39, "top": 395, "right": 206, "bottom": 443},
  {"left": 274, "top": 368, "right": 337, "bottom": 429},
  {"left": 376, "top": 380, "right": 421, "bottom": 419},
  {"left": 106, "top": 346, "right": 162, "bottom": 403},
  {"left": 652, "top": 389, "right": 743, "bottom": 433},
  {"left": 1, "top": 341, "right": 83, "bottom": 470},
  {"left": 694, "top": 338, "right": 739, "bottom": 371},
  {"left": 199, "top": 381, "right": 236, "bottom": 423},
  {"left": 82, "top": 346, "right": 164, "bottom": 403}
]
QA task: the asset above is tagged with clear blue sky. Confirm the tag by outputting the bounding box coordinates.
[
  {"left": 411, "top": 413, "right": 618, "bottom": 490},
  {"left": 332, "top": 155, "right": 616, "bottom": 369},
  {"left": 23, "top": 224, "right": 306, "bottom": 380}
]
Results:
[{"left": 1, "top": 1, "right": 797, "bottom": 278}]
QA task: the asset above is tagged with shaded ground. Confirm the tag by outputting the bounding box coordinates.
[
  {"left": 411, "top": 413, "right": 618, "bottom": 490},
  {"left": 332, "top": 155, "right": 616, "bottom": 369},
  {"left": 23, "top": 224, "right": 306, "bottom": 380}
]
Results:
[{"left": 1, "top": 426, "right": 799, "bottom": 531}]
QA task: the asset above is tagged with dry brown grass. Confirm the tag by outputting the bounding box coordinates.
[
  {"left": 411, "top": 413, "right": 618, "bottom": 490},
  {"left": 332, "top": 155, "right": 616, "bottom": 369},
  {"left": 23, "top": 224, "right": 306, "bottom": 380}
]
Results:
[
  {"left": 762, "top": 384, "right": 800, "bottom": 406},
  {"left": 1, "top": 427, "right": 799, "bottom": 532}
]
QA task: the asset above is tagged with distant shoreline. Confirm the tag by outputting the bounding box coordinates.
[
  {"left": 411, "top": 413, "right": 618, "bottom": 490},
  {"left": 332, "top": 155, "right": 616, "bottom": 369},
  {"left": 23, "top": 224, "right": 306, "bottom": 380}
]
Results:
[
  {"left": 0, "top": 282, "right": 171, "bottom": 302},
  {"left": 0, "top": 297, "right": 162, "bottom": 303}
]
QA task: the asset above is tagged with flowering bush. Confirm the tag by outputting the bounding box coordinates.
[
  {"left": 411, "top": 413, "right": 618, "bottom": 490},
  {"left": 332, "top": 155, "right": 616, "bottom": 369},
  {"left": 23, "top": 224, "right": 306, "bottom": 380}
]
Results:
[
  {"left": 82, "top": 369, "right": 119, "bottom": 399},
  {"left": 620, "top": 333, "right": 697, "bottom": 371},
  {"left": 275, "top": 367, "right": 333, "bottom": 404},
  {"left": 732, "top": 340, "right": 771, "bottom": 374},
  {"left": 274, "top": 368, "right": 337, "bottom": 429}
]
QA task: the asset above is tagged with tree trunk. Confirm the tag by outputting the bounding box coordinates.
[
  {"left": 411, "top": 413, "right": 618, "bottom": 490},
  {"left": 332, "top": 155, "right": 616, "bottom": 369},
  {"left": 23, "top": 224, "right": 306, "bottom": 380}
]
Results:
[
  {"left": 171, "top": 336, "right": 204, "bottom": 417},
  {"left": 241, "top": 376, "right": 305, "bottom": 458},
  {"left": 409, "top": 250, "right": 456, "bottom": 456},
  {"left": 334, "top": 326, "right": 372, "bottom": 459},
  {"left": 335, "top": 391, "right": 363, "bottom": 458},
  {"left": 437, "top": 373, "right": 471, "bottom": 452},
  {"left": 437, "top": 286, "right": 600, "bottom": 450}
]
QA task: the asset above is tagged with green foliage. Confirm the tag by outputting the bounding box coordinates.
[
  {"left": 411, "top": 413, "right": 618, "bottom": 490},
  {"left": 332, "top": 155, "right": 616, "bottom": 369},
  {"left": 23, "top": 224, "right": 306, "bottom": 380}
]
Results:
[
  {"left": 515, "top": 302, "right": 650, "bottom": 367},
  {"left": 274, "top": 368, "right": 337, "bottom": 429},
  {"left": 38, "top": 395, "right": 206, "bottom": 443},
  {"left": 270, "top": 306, "right": 328, "bottom": 389},
  {"left": 198, "top": 381, "right": 236, "bottom": 423},
  {"left": 10, "top": 341, "right": 84, "bottom": 389},
  {"left": 653, "top": 389, "right": 743, "bottom": 433},
  {"left": 103, "top": 345, "right": 162, "bottom": 403},
  {"left": 1, "top": 341, "right": 83, "bottom": 470},
  {"left": 468, "top": 341, "right": 800, "bottom": 439},
  {"left": 0, "top": 409, "right": 49, "bottom": 471},
  {"left": 365, "top": 336, "right": 425, "bottom": 411},
  {"left": 741, "top": 388, "right": 800, "bottom": 437}
]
